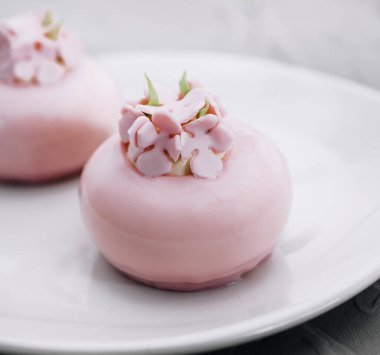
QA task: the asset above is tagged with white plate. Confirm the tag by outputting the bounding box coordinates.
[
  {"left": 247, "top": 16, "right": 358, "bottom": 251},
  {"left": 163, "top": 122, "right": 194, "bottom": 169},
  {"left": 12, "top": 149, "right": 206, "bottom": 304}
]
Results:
[{"left": 1, "top": 51, "right": 380, "bottom": 355}]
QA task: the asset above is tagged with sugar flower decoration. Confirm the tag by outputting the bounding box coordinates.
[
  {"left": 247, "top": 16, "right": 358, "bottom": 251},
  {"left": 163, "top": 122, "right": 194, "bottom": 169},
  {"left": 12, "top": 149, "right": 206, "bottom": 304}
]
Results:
[
  {"left": 119, "top": 73, "right": 234, "bottom": 179},
  {"left": 181, "top": 114, "right": 233, "bottom": 178},
  {"left": 0, "top": 11, "right": 81, "bottom": 85}
]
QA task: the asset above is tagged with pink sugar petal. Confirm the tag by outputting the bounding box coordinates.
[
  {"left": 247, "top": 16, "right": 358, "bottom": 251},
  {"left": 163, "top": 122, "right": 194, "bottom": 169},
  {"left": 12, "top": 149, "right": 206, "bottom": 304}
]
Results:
[
  {"left": 135, "top": 149, "right": 172, "bottom": 177},
  {"left": 36, "top": 40, "right": 58, "bottom": 61},
  {"left": 218, "top": 105, "right": 227, "bottom": 118},
  {"left": 13, "top": 60, "right": 36, "bottom": 82},
  {"left": 152, "top": 108, "right": 182, "bottom": 134},
  {"left": 190, "top": 149, "right": 223, "bottom": 179},
  {"left": 180, "top": 131, "right": 195, "bottom": 161},
  {"left": 127, "top": 116, "right": 150, "bottom": 146},
  {"left": 35, "top": 59, "right": 65, "bottom": 84},
  {"left": 58, "top": 32, "right": 81, "bottom": 67},
  {"left": 165, "top": 135, "right": 181, "bottom": 161},
  {"left": 119, "top": 118, "right": 134, "bottom": 143},
  {"left": 172, "top": 100, "right": 205, "bottom": 124},
  {"left": 137, "top": 121, "right": 158, "bottom": 148},
  {"left": 0, "top": 30, "right": 13, "bottom": 81},
  {"left": 128, "top": 143, "right": 143, "bottom": 162},
  {"left": 208, "top": 95, "right": 223, "bottom": 118},
  {"left": 0, "top": 30, "right": 11, "bottom": 62},
  {"left": 174, "top": 134, "right": 182, "bottom": 154},
  {"left": 180, "top": 87, "right": 209, "bottom": 106},
  {"left": 209, "top": 123, "right": 234, "bottom": 153},
  {"left": 184, "top": 114, "right": 218, "bottom": 134},
  {"left": 59, "top": 40, "right": 80, "bottom": 67},
  {"left": 11, "top": 41, "right": 34, "bottom": 61},
  {"left": 180, "top": 86, "right": 224, "bottom": 118},
  {"left": 121, "top": 104, "right": 143, "bottom": 117},
  {"left": 135, "top": 104, "right": 160, "bottom": 116},
  {"left": 0, "top": 47, "right": 13, "bottom": 81},
  {"left": 0, "top": 61, "right": 13, "bottom": 81},
  {"left": 119, "top": 105, "right": 144, "bottom": 143}
]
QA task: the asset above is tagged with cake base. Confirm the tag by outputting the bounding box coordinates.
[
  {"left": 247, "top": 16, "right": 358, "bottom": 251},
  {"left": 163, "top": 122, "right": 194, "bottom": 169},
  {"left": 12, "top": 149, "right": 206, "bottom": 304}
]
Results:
[
  {"left": 107, "top": 249, "right": 273, "bottom": 292},
  {"left": 0, "top": 57, "right": 118, "bottom": 183},
  {"left": 80, "top": 126, "right": 292, "bottom": 292}
]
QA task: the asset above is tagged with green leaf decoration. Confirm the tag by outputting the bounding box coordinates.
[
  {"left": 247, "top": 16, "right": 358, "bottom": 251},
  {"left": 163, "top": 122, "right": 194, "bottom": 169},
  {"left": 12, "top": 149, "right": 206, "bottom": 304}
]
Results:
[
  {"left": 198, "top": 99, "right": 209, "bottom": 118},
  {"left": 144, "top": 73, "right": 159, "bottom": 106},
  {"left": 41, "top": 11, "right": 53, "bottom": 27},
  {"left": 45, "top": 22, "right": 62, "bottom": 41},
  {"left": 179, "top": 71, "right": 191, "bottom": 97}
]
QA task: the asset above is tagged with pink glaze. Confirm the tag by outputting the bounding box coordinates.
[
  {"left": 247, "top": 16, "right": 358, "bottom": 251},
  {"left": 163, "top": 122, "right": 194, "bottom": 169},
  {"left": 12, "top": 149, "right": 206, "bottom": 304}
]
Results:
[
  {"left": 0, "top": 57, "right": 119, "bottom": 182},
  {"left": 80, "top": 122, "right": 292, "bottom": 291}
]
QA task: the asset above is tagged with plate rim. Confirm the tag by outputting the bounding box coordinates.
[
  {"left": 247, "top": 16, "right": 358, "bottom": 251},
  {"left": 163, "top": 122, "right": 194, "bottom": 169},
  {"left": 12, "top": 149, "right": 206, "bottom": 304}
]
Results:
[
  {"left": 2, "top": 49, "right": 380, "bottom": 355},
  {"left": 2, "top": 260, "right": 380, "bottom": 355}
]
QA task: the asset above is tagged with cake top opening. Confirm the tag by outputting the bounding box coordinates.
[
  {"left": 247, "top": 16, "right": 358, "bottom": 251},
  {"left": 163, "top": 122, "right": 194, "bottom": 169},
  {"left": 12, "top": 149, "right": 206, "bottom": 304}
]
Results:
[
  {"left": 119, "top": 73, "right": 234, "bottom": 179},
  {"left": 0, "top": 11, "right": 82, "bottom": 85}
]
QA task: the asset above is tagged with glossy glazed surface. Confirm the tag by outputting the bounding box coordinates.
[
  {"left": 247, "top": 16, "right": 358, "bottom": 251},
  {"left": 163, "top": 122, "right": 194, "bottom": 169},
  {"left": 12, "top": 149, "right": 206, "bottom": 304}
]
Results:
[
  {"left": 0, "top": 57, "right": 119, "bottom": 182},
  {"left": 80, "top": 124, "right": 292, "bottom": 290}
]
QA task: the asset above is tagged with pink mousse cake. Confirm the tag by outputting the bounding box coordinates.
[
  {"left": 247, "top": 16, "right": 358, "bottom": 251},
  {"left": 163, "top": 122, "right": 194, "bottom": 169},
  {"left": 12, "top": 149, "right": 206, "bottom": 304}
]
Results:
[
  {"left": 0, "top": 12, "right": 119, "bottom": 183},
  {"left": 80, "top": 73, "right": 292, "bottom": 291}
]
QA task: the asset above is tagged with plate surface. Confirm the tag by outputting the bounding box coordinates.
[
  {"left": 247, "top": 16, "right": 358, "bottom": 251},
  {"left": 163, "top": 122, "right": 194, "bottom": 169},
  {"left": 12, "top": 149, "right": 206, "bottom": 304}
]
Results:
[{"left": 1, "top": 51, "right": 380, "bottom": 354}]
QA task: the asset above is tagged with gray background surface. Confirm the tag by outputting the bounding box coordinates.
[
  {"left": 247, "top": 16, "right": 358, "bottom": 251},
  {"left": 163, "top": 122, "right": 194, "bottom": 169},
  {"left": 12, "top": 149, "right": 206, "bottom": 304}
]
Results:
[{"left": 1, "top": 0, "right": 380, "bottom": 89}]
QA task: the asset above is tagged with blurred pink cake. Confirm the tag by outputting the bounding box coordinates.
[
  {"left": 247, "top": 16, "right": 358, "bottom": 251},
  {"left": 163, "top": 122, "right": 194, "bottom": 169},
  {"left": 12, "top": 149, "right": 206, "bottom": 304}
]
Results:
[
  {"left": 0, "top": 12, "right": 118, "bottom": 182},
  {"left": 80, "top": 73, "right": 292, "bottom": 291}
]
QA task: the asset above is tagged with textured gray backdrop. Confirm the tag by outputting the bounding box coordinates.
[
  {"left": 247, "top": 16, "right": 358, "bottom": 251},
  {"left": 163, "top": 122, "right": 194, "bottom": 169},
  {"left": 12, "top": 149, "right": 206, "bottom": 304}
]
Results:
[{"left": 1, "top": 0, "right": 379, "bottom": 88}]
